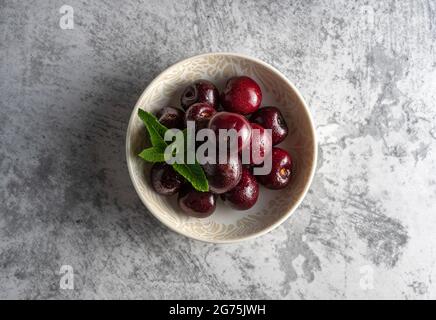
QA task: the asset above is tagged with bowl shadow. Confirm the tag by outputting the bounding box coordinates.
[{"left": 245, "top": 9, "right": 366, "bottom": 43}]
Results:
[{"left": 65, "top": 62, "right": 186, "bottom": 244}]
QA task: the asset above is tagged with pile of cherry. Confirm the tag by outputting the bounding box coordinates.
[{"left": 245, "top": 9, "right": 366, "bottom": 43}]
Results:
[{"left": 151, "top": 76, "right": 293, "bottom": 218}]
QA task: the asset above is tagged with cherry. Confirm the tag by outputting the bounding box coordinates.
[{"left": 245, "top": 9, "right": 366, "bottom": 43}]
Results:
[
  {"left": 256, "top": 147, "right": 292, "bottom": 189},
  {"left": 156, "top": 107, "right": 185, "bottom": 130},
  {"left": 202, "top": 154, "right": 242, "bottom": 194},
  {"left": 250, "top": 106, "right": 288, "bottom": 145},
  {"left": 221, "top": 168, "right": 259, "bottom": 210},
  {"left": 221, "top": 76, "right": 262, "bottom": 115},
  {"left": 185, "top": 103, "right": 217, "bottom": 131},
  {"left": 178, "top": 185, "right": 216, "bottom": 218},
  {"left": 181, "top": 79, "right": 219, "bottom": 110},
  {"left": 208, "top": 112, "right": 252, "bottom": 152},
  {"left": 150, "top": 163, "right": 183, "bottom": 195},
  {"left": 246, "top": 123, "right": 272, "bottom": 165}
]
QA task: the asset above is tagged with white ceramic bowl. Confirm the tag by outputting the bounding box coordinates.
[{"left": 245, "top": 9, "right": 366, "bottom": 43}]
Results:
[{"left": 126, "top": 53, "right": 317, "bottom": 243}]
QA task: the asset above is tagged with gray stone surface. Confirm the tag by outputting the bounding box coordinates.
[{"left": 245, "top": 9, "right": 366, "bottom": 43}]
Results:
[{"left": 1, "top": 0, "right": 436, "bottom": 299}]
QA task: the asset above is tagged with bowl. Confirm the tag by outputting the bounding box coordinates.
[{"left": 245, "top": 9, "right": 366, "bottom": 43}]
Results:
[{"left": 126, "top": 52, "right": 317, "bottom": 243}]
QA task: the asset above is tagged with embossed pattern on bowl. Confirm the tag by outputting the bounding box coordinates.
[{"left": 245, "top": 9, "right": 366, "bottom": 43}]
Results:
[{"left": 126, "top": 53, "right": 317, "bottom": 243}]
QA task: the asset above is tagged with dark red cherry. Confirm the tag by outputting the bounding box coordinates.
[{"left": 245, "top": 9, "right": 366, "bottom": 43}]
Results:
[
  {"left": 245, "top": 123, "right": 273, "bottom": 165},
  {"left": 156, "top": 107, "right": 185, "bottom": 130},
  {"left": 202, "top": 154, "right": 242, "bottom": 194},
  {"left": 150, "top": 163, "right": 183, "bottom": 195},
  {"left": 208, "top": 112, "right": 252, "bottom": 152},
  {"left": 250, "top": 106, "right": 288, "bottom": 145},
  {"left": 221, "top": 76, "right": 262, "bottom": 115},
  {"left": 185, "top": 103, "right": 217, "bottom": 131},
  {"left": 181, "top": 79, "right": 219, "bottom": 110},
  {"left": 256, "top": 147, "right": 292, "bottom": 189},
  {"left": 221, "top": 168, "right": 259, "bottom": 210},
  {"left": 178, "top": 185, "right": 216, "bottom": 218}
]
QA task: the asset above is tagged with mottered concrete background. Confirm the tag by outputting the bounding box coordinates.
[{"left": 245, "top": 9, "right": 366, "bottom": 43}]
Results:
[{"left": 1, "top": 0, "right": 435, "bottom": 299}]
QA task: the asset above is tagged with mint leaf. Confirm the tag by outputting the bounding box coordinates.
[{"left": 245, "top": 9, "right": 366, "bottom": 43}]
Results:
[
  {"left": 173, "top": 162, "right": 209, "bottom": 192},
  {"left": 166, "top": 128, "right": 209, "bottom": 191},
  {"left": 138, "top": 147, "right": 166, "bottom": 162},
  {"left": 137, "top": 109, "right": 167, "bottom": 148},
  {"left": 137, "top": 109, "right": 209, "bottom": 192},
  {"left": 138, "top": 109, "right": 167, "bottom": 137}
]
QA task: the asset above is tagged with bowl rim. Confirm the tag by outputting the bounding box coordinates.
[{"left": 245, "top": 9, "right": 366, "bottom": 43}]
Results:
[{"left": 125, "top": 52, "right": 318, "bottom": 243}]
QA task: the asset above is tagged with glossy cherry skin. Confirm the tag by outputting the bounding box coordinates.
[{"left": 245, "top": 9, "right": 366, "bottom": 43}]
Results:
[
  {"left": 202, "top": 154, "right": 242, "bottom": 194},
  {"left": 178, "top": 185, "right": 216, "bottom": 218},
  {"left": 150, "top": 163, "right": 183, "bottom": 195},
  {"left": 185, "top": 102, "right": 217, "bottom": 131},
  {"left": 156, "top": 107, "right": 185, "bottom": 130},
  {"left": 181, "top": 79, "right": 220, "bottom": 110},
  {"left": 256, "top": 147, "right": 292, "bottom": 189},
  {"left": 246, "top": 123, "right": 273, "bottom": 165},
  {"left": 221, "top": 76, "right": 262, "bottom": 115},
  {"left": 221, "top": 168, "right": 259, "bottom": 210},
  {"left": 208, "top": 112, "right": 252, "bottom": 152},
  {"left": 250, "top": 106, "right": 288, "bottom": 145}
]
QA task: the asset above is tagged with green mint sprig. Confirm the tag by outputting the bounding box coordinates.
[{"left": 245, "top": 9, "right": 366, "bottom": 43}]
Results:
[
  {"left": 137, "top": 109, "right": 168, "bottom": 149},
  {"left": 137, "top": 109, "right": 209, "bottom": 192},
  {"left": 138, "top": 147, "right": 166, "bottom": 162}
]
